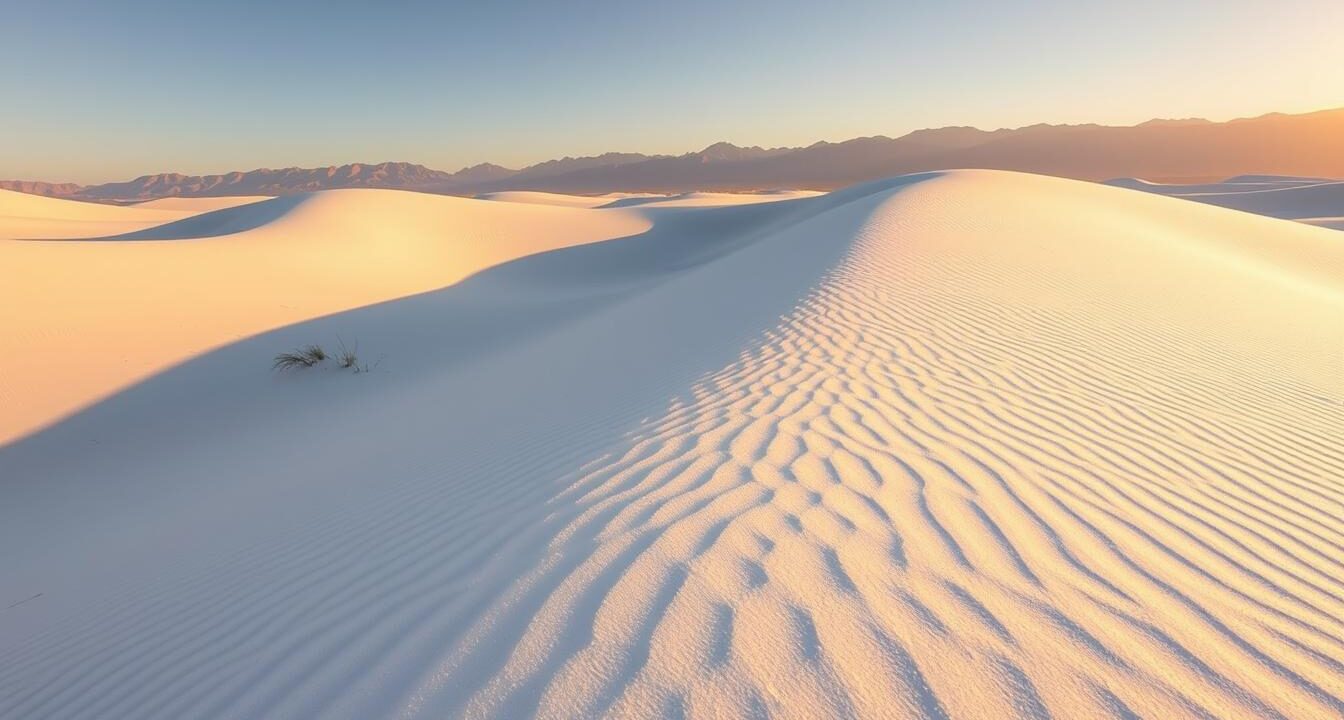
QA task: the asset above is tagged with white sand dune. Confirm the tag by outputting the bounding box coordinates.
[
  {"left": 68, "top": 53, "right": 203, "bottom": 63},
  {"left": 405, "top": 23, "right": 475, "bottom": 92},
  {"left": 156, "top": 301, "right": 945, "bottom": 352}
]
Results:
[
  {"left": 596, "top": 190, "right": 823, "bottom": 209},
  {"left": 1302, "top": 217, "right": 1344, "bottom": 231},
  {"left": 1105, "top": 176, "right": 1331, "bottom": 195},
  {"left": 132, "top": 195, "right": 274, "bottom": 211},
  {"left": 476, "top": 190, "right": 823, "bottom": 210},
  {"left": 0, "top": 188, "right": 201, "bottom": 239},
  {"left": 1, "top": 171, "right": 1342, "bottom": 719},
  {"left": 1219, "top": 174, "right": 1336, "bottom": 185},
  {"left": 0, "top": 189, "right": 650, "bottom": 443},
  {"left": 1108, "top": 175, "right": 1344, "bottom": 230},
  {"left": 475, "top": 191, "right": 625, "bottom": 208}
]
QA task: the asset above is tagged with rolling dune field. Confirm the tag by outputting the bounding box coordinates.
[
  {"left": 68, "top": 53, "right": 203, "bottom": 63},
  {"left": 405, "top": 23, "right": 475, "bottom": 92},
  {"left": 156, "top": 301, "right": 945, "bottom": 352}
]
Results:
[{"left": 1, "top": 171, "right": 1341, "bottom": 719}]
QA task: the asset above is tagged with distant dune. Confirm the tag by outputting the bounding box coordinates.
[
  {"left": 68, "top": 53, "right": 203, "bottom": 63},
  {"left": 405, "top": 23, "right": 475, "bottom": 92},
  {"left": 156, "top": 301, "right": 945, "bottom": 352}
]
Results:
[
  {"left": 132, "top": 196, "right": 272, "bottom": 212},
  {"left": 0, "top": 187, "right": 203, "bottom": 238},
  {"left": 476, "top": 190, "right": 822, "bottom": 209},
  {"left": 2, "top": 171, "right": 1340, "bottom": 719},
  {"left": 1109, "top": 174, "right": 1344, "bottom": 230},
  {"left": 474, "top": 191, "right": 627, "bottom": 208},
  {"left": 0, "top": 189, "right": 651, "bottom": 443},
  {"left": 6, "top": 107, "right": 1344, "bottom": 200}
]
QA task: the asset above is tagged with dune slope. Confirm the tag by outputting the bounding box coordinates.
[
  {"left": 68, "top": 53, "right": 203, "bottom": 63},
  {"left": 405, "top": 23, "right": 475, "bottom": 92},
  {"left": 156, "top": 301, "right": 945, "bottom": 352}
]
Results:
[
  {"left": 0, "top": 189, "right": 650, "bottom": 443},
  {"left": 132, "top": 195, "right": 273, "bottom": 212},
  {"left": 1, "top": 171, "right": 1342, "bottom": 719},
  {"left": 1109, "top": 175, "right": 1344, "bottom": 230},
  {"left": 0, "top": 188, "right": 200, "bottom": 239}
]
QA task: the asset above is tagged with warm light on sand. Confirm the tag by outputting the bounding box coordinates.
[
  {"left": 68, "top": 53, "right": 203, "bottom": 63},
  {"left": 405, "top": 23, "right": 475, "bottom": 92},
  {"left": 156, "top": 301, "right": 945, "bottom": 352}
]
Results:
[
  {"left": 0, "top": 189, "right": 651, "bottom": 443},
  {"left": 1, "top": 172, "right": 1340, "bottom": 718}
]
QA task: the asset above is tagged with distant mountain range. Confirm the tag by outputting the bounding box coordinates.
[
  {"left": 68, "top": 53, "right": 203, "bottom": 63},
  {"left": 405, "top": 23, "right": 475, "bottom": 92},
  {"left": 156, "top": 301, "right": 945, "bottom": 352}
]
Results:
[{"left": 6, "top": 108, "right": 1343, "bottom": 201}]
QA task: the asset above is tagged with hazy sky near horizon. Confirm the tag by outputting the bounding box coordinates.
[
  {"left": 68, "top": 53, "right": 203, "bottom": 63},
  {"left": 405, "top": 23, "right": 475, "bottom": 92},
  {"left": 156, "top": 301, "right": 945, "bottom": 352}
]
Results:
[{"left": 4, "top": 1, "right": 1342, "bottom": 183}]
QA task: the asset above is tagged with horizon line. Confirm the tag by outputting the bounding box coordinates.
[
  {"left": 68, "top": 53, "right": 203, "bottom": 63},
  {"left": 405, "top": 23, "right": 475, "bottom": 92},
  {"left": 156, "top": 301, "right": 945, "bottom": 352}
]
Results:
[{"left": 9, "top": 105, "right": 1343, "bottom": 187}]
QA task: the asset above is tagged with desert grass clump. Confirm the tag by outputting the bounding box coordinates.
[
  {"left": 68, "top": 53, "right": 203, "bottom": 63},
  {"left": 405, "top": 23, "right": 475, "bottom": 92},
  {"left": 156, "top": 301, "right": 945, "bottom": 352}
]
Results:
[
  {"left": 336, "top": 337, "right": 359, "bottom": 370},
  {"left": 273, "top": 344, "right": 327, "bottom": 371}
]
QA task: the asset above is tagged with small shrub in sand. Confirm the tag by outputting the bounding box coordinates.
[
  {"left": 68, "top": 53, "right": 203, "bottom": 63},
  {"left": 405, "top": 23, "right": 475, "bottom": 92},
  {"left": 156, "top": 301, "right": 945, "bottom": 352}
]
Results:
[
  {"left": 273, "top": 345, "right": 327, "bottom": 371},
  {"left": 273, "top": 340, "right": 376, "bottom": 373},
  {"left": 336, "top": 337, "right": 359, "bottom": 369}
]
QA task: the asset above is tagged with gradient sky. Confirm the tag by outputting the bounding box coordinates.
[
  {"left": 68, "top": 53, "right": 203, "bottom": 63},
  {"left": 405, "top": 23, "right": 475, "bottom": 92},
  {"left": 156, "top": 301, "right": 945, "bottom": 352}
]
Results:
[{"left": 4, "top": 0, "right": 1342, "bottom": 183}]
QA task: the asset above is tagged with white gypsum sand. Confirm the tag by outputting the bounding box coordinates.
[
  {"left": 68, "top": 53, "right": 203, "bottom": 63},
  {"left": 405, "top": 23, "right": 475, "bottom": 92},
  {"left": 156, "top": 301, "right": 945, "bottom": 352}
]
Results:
[
  {"left": 0, "top": 188, "right": 650, "bottom": 443},
  {"left": 0, "top": 171, "right": 1341, "bottom": 719},
  {"left": 1107, "top": 174, "right": 1344, "bottom": 230},
  {"left": 131, "top": 196, "right": 274, "bottom": 212}
]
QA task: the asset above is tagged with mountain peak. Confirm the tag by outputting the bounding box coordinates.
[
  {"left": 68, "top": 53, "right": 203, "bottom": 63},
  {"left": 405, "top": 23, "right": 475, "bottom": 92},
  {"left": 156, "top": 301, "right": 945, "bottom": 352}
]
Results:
[
  {"left": 692, "top": 142, "right": 793, "bottom": 163},
  {"left": 6, "top": 107, "right": 1342, "bottom": 200}
]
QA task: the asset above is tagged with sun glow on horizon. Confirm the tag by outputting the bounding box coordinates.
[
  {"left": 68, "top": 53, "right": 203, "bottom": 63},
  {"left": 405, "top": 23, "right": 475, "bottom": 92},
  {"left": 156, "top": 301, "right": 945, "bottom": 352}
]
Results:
[{"left": 2, "top": 0, "right": 1342, "bottom": 182}]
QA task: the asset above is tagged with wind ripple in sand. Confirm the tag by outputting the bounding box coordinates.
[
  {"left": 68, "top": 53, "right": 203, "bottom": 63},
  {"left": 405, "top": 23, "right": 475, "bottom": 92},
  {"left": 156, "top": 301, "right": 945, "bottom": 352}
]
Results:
[
  {"left": 1, "top": 172, "right": 1341, "bottom": 719},
  {"left": 413, "top": 177, "right": 1344, "bottom": 718}
]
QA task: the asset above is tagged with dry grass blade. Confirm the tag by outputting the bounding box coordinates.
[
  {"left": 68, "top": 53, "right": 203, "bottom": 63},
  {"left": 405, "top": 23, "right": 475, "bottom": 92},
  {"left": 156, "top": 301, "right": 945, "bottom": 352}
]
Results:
[
  {"left": 273, "top": 344, "right": 327, "bottom": 371},
  {"left": 336, "top": 337, "right": 359, "bottom": 369}
]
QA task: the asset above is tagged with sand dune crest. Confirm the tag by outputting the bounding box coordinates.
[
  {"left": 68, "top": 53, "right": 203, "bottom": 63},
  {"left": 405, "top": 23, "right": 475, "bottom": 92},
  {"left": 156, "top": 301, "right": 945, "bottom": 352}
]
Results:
[{"left": 1, "top": 171, "right": 1341, "bottom": 719}]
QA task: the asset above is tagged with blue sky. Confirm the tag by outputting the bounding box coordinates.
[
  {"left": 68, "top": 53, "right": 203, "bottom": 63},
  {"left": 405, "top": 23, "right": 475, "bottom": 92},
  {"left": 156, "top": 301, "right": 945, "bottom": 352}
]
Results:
[{"left": 3, "top": 0, "right": 1341, "bottom": 182}]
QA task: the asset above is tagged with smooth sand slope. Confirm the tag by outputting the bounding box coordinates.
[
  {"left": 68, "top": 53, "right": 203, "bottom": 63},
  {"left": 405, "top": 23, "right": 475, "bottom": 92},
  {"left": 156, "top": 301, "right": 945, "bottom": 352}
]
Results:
[
  {"left": 0, "top": 189, "right": 650, "bottom": 443},
  {"left": 1, "top": 172, "right": 1342, "bottom": 719},
  {"left": 132, "top": 195, "right": 274, "bottom": 211},
  {"left": 476, "top": 190, "right": 823, "bottom": 209},
  {"left": 590, "top": 190, "right": 824, "bottom": 209},
  {"left": 474, "top": 191, "right": 633, "bottom": 208},
  {"left": 0, "top": 188, "right": 206, "bottom": 239},
  {"left": 1108, "top": 175, "right": 1344, "bottom": 230}
]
